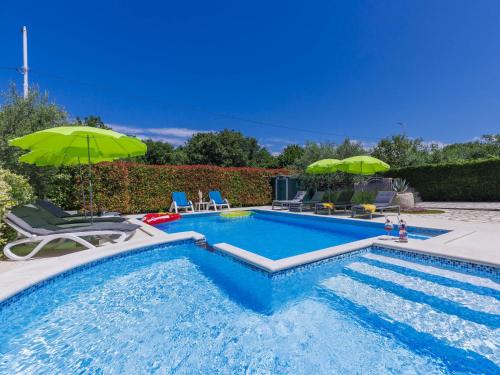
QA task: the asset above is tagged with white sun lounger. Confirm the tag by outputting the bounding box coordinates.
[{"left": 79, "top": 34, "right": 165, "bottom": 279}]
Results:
[{"left": 3, "top": 208, "right": 139, "bottom": 261}]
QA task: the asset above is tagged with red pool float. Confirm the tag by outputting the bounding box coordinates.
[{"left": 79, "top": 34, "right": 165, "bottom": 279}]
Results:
[{"left": 142, "top": 212, "right": 181, "bottom": 226}]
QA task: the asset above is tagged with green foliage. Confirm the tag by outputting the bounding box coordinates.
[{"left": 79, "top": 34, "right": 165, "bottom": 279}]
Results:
[
  {"left": 0, "top": 168, "right": 34, "bottom": 247},
  {"left": 371, "top": 135, "right": 431, "bottom": 168},
  {"left": 277, "top": 144, "right": 304, "bottom": 167},
  {"left": 183, "top": 129, "right": 276, "bottom": 167},
  {"left": 371, "top": 134, "right": 500, "bottom": 168},
  {"left": 134, "top": 139, "right": 176, "bottom": 165},
  {"left": 82, "top": 162, "right": 286, "bottom": 213},
  {"left": 0, "top": 84, "right": 68, "bottom": 196},
  {"left": 291, "top": 140, "right": 367, "bottom": 191},
  {"left": 387, "top": 158, "right": 500, "bottom": 201},
  {"left": 44, "top": 169, "right": 80, "bottom": 209},
  {"left": 430, "top": 135, "right": 500, "bottom": 163},
  {"left": 74, "top": 115, "right": 111, "bottom": 129}
]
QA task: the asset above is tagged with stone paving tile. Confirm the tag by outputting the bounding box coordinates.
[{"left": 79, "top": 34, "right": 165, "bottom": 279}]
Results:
[
  {"left": 416, "top": 202, "right": 500, "bottom": 210},
  {"left": 407, "top": 209, "right": 500, "bottom": 224}
]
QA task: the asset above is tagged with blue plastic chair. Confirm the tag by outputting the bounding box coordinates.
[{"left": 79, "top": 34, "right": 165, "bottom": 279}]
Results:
[
  {"left": 169, "top": 192, "right": 194, "bottom": 213},
  {"left": 208, "top": 191, "right": 230, "bottom": 211}
]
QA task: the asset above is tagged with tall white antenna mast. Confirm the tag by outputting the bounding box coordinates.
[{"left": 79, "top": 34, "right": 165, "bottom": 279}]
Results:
[{"left": 22, "top": 26, "right": 29, "bottom": 98}]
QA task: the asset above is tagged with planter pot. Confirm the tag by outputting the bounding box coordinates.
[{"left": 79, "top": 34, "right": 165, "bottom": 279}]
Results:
[{"left": 394, "top": 192, "right": 415, "bottom": 209}]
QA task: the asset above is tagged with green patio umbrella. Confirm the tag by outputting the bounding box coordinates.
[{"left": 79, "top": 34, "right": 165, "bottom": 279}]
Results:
[
  {"left": 337, "top": 156, "right": 390, "bottom": 199},
  {"left": 18, "top": 148, "right": 116, "bottom": 166},
  {"left": 19, "top": 149, "right": 117, "bottom": 218},
  {"left": 306, "top": 159, "right": 341, "bottom": 198},
  {"left": 305, "top": 159, "right": 341, "bottom": 174},
  {"left": 9, "top": 126, "right": 147, "bottom": 221},
  {"left": 337, "top": 156, "right": 390, "bottom": 175}
]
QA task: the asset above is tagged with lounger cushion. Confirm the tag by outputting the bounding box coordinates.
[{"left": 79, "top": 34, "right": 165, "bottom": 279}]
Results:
[
  {"left": 273, "top": 191, "right": 307, "bottom": 204},
  {"left": 8, "top": 205, "right": 140, "bottom": 235},
  {"left": 374, "top": 191, "right": 396, "bottom": 204},
  {"left": 36, "top": 199, "right": 71, "bottom": 218},
  {"left": 209, "top": 191, "right": 226, "bottom": 205},
  {"left": 172, "top": 192, "right": 191, "bottom": 207}
]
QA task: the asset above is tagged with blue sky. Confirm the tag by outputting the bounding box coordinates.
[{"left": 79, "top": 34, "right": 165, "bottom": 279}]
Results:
[{"left": 1, "top": 1, "right": 499, "bottom": 152}]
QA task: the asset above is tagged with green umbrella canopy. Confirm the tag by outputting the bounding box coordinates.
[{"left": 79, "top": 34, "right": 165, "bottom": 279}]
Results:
[
  {"left": 9, "top": 126, "right": 147, "bottom": 222},
  {"left": 337, "top": 156, "right": 390, "bottom": 175},
  {"left": 18, "top": 148, "right": 116, "bottom": 167},
  {"left": 306, "top": 159, "right": 341, "bottom": 174},
  {"left": 8, "top": 126, "right": 147, "bottom": 158}
]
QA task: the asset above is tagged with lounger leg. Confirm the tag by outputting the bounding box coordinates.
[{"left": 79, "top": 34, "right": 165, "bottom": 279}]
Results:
[{"left": 3, "top": 235, "right": 96, "bottom": 261}]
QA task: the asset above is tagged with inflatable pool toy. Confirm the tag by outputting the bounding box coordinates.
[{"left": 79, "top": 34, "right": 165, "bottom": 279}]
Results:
[
  {"left": 142, "top": 212, "right": 181, "bottom": 226},
  {"left": 219, "top": 211, "right": 252, "bottom": 219}
]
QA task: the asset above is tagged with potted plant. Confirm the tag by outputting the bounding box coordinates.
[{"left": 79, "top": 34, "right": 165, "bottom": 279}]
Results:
[{"left": 392, "top": 178, "right": 415, "bottom": 209}]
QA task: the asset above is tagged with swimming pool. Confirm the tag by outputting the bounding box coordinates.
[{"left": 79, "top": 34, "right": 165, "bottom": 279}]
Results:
[
  {"left": 158, "top": 210, "right": 446, "bottom": 260},
  {"left": 0, "top": 241, "right": 497, "bottom": 373}
]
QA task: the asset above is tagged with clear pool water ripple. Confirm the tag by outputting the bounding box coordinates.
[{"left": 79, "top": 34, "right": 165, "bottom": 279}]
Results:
[
  {"left": 158, "top": 211, "right": 441, "bottom": 259},
  {"left": 1, "top": 241, "right": 498, "bottom": 374}
]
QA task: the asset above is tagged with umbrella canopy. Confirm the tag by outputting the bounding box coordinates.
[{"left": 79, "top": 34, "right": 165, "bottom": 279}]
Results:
[
  {"left": 337, "top": 156, "right": 390, "bottom": 175},
  {"left": 306, "top": 159, "right": 341, "bottom": 174},
  {"left": 9, "top": 126, "right": 147, "bottom": 222},
  {"left": 18, "top": 148, "right": 116, "bottom": 167},
  {"left": 9, "top": 126, "right": 146, "bottom": 157}
]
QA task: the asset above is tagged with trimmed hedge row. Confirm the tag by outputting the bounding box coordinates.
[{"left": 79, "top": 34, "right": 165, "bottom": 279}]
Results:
[
  {"left": 81, "top": 162, "right": 286, "bottom": 213},
  {"left": 386, "top": 158, "right": 500, "bottom": 201}
]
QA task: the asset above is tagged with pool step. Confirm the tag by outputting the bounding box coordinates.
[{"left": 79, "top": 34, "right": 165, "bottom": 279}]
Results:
[
  {"left": 195, "top": 238, "right": 218, "bottom": 253},
  {"left": 321, "top": 275, "right": 500, "bottom": 366},
  {"left": 345, "top": 262, "right": 500, "bottom": 315},
  {"left": 362, "top": 253, "right": 500, "bottom": 291}
]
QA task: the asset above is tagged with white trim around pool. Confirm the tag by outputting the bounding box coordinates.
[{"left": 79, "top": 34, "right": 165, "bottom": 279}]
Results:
[
  {"left": 1, "top": 208, "right": 498, "bottom": 303},
  {"left": 0, "top": 230, "right": 205, "bottom": 303}
]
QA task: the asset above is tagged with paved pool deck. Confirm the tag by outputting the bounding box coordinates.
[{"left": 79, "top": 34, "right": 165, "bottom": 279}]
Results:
[{"left": 1, "top": 206, "right": 499, "bottom": 302}]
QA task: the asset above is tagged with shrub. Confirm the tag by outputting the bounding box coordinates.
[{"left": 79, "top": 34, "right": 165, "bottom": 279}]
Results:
[
  {"left": 0, "top": 168, "right": 34, "bottom": 247},
  {"left": 386, "top": 158, "right": 500, "bottom": 201},
  {"left": 75, "top": 163, "right": 286, "bottom": 213}
]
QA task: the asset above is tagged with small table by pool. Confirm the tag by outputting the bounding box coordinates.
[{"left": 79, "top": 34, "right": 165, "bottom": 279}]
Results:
[{"left": 195, "top": 202, "right": 210, "bottom": 211}]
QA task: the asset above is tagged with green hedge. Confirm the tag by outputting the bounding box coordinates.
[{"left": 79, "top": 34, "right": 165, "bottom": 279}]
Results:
[
  {"left": 386, "top": 158, "right": 500, "bottom": 201},
  {"left": 77, "top": 162, "right": 286, "bottom": 213}
]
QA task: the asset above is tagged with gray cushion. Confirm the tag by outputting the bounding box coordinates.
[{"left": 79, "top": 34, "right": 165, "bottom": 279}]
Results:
[
  {"left": 374, "top": 191, "right": 396, "bottom": 204},
  {"left": 35, "top": 199, "right": 71, "bottom": 218}
]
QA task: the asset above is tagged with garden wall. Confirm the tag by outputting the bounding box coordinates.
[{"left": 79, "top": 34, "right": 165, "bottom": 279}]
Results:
[
  {"left": 386, "top": 158, "right": 500, "bottom": 201},
  {"left": 80, "top": 163, "right": 287, "bottom": 213}
]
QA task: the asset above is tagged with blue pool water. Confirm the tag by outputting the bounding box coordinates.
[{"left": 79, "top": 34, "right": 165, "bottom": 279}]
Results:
[
  {"left": 0, "top": 241, "right": 498, "bottom": 374},
  {"left": 158, "top": 210, "right": 445, "bottom": 259}
]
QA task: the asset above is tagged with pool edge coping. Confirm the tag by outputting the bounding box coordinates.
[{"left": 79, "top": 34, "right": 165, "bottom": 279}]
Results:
[
  {"left": 2, "top": 210, "right": 498, "bottom": 304},
  {"left": 0, "top": 231, "right": 205, "bottom": 303}
]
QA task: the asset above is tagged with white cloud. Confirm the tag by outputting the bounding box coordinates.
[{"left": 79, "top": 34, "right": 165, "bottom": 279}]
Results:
[
  {"left": 107, "top": 123, "right": 214, "bottom": 146},
  {"left": 108, "top": 124, "right": 144, "bottom": 135},
  {"left": 145, "top": 127, "right": 212, "bottom": 137}
]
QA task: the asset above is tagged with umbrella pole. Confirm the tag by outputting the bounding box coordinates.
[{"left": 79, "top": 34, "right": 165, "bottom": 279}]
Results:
[
  {"left": 87, "top": 136, "right": 94, "bottom": 223},
  {"left": 78, "top": 159, "right": 87, "bottom": 219}
]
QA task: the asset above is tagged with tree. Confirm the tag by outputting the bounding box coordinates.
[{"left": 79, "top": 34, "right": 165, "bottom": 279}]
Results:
[
  {"left": 254, "top": 148, "right": 279, "bottom": 168},
  {"left": 183, "top": 129, "right": 275, "bottom": 167},
  {"left": 74, "top": 115, "right": 111, "bottom": 130},
  {"left": 134, "top": 139, "right": 175, "bottom": 165},
  {"left": 432, "top": 135, "right": 500, "bottom": 163},
  {"left": 277, "top": 144, "right": 304, "bottom": 167},
  {"left": 334, "top": 139, "right": 367, "bottom": 159},
  {"left": 371, "top": 135, "right": 430, "bottom": 168},
  {"left": 290, "top": 139, "right": 367, "bottom": 191},
  {"left": 0, "top": 84, "right": 68, "bottom": 196}
]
